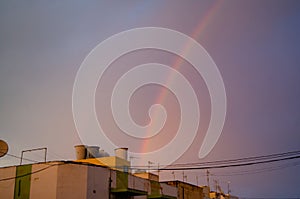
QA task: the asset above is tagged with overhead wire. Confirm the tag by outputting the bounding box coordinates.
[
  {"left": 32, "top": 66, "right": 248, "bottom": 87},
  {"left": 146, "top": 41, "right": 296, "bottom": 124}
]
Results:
[
  {"left": 1, "top": 150, "right": 300, "bottom": 182},
  {"left": 157, "top": 154, "right": 300, "bottom": 171},
  {"left": 130, "top": 150, "right": 300, "bottom": 170},
  {"left": 6, "top": 153, "right": 40, "bottom": 164},
  {"left": 162, "top": 150, "right": 300, "bottom": 168},
  {"left": 210, "top": 160, "right": 300, "bottom": 177}
]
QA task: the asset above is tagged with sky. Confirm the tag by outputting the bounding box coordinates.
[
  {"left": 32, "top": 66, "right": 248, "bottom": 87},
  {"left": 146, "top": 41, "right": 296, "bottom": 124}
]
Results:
[{"left": 1, "top": 0, "right": 300, "bottom": 198}]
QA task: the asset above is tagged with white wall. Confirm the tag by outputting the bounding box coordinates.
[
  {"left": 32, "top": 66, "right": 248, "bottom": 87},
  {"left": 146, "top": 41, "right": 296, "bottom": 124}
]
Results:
[
  {"left": 30, "top": 163, "right": 59, "bottom": 199},
  {"left": 56, "top": 163, "right": 88, "bottom": 199},
  {"left": 0, "top": 166, "right": 16, "bottom": 199},
  {"left": 86, "top": 166, "right": 110, "bottom": 199}
]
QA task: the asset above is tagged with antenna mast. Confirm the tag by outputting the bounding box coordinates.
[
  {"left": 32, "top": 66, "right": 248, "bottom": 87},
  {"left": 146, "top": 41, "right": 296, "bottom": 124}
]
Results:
[{"left": 206, "top": 170, "right": 210, "bottom": 187}]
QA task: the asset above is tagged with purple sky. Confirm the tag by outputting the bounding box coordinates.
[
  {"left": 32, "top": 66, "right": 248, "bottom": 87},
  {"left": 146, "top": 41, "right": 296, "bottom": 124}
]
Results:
[{"left": 1, "top": 1, "right": 300, "bottom": 198}]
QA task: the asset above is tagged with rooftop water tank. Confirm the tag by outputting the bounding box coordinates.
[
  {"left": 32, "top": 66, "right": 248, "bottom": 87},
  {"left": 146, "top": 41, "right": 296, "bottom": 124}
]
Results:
[
  {"left": 87, "top": 146, "right": 100, "bottom": 158},
  {"left": 74, "top": 145, "right": 87, "bottom": 160},
  {"left": 99, "top": 149, "right": 110, "bottom": 157},
  {"left": 115, "top": 147, "right": 128, "bottom": 160}
]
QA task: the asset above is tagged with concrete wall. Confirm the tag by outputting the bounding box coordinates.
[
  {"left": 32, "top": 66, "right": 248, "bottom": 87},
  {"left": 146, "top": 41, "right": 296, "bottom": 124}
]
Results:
[
  {"left": 32, "top": 162, "right": 111, "bottom": 199},
  {"left": 86, "top": 166, "right": 110, "bottom": 199},
  {"left": 166, "top": 181, "right": 203, "bottom": 199},
  {"left": 160, "top": 183, "right": 178, "bottom": 197},
  {"left": 30, "top": 163, "right": 59, "bottom": 199},
  {"left": 128, "top": 174, "right": 149, "bottom": 192},
  {"left": 178, "top": 182, "right": 203, "bottom": 199},
  {"left": 1, "top": 163, "right": 185, "bottom": 199},
  {"left": 134, "top": 172, "right": 159, "bottom": 181},
  {"left": 0, "top": 163, "right": 59, "bottom": 199},
  {"left": 97, "top": 156, "right": 130, "bottom": 171},
  {"left": 56, "top": 163, "right": 88, "bottom": 199},
  {"left": 0, "top": 166, "right": 16, "bottom": 199}
]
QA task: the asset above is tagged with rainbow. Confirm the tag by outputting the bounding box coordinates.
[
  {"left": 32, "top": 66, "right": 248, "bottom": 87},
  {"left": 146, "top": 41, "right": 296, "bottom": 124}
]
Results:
[{"left": 143, "top": 0, "right": 224, "bottom": 152}]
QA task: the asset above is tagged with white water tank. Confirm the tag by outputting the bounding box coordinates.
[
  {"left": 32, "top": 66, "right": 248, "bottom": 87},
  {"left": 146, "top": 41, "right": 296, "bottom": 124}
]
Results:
[
  {"left": 99, "top": 149, "right": 110, "bottom": 157},
  {"left": 87, "top": 146, "right": 100, "bottom": 158},
  {"left": 115, "top": 148, "right": 128, "bottom": 160}
]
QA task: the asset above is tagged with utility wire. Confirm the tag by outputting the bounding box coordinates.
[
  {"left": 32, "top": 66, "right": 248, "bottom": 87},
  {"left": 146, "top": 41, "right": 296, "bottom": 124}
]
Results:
[
  {"left": 157, "top": 155, "right": 300, "bottom": 171},
  {"left": 180, "top": 160, "right": 300, "bottom": 178},
  {"left": 6, "top": 153, "right": 40, "bottom": 164},
  {"left": 211, "top": 161, "right": 300, "bottom": 177},
  {"left": 131, "top": 150, "right": 300, "bottom": 169}
]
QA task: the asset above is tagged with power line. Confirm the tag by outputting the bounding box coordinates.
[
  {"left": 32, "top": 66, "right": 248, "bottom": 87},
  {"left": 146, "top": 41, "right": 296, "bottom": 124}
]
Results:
[
  {"left": 6, "top": 153, "right": 40, "bottom": 164},
  {"left": 165, "top": 150, "right": 300, "bottom": 168},
  {"left": 211, "top": 161, "right": 300, "bottom": 177},
  {"left": 158, "top": 155, "right": 300, "bottom": 171},
  {"left": 5, "top": 149, "right": 67, "bottom": 165},
  {"left": 131, "top": 150, "right": 300, "bottom": 169},
  {"left": 129, "top": 150, "right": 300, "bottom": 170}
]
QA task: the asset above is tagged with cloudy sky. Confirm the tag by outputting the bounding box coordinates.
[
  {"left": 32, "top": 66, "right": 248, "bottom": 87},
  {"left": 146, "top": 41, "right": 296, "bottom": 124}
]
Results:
[{"left": 1, "top": 1, "right": 300, "bottom": 198}]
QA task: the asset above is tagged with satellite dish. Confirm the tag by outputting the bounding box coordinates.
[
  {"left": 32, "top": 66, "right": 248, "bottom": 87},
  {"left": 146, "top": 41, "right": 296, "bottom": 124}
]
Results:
[{"left": 0, "top": 140, "right": 9, "bottom": 157}]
